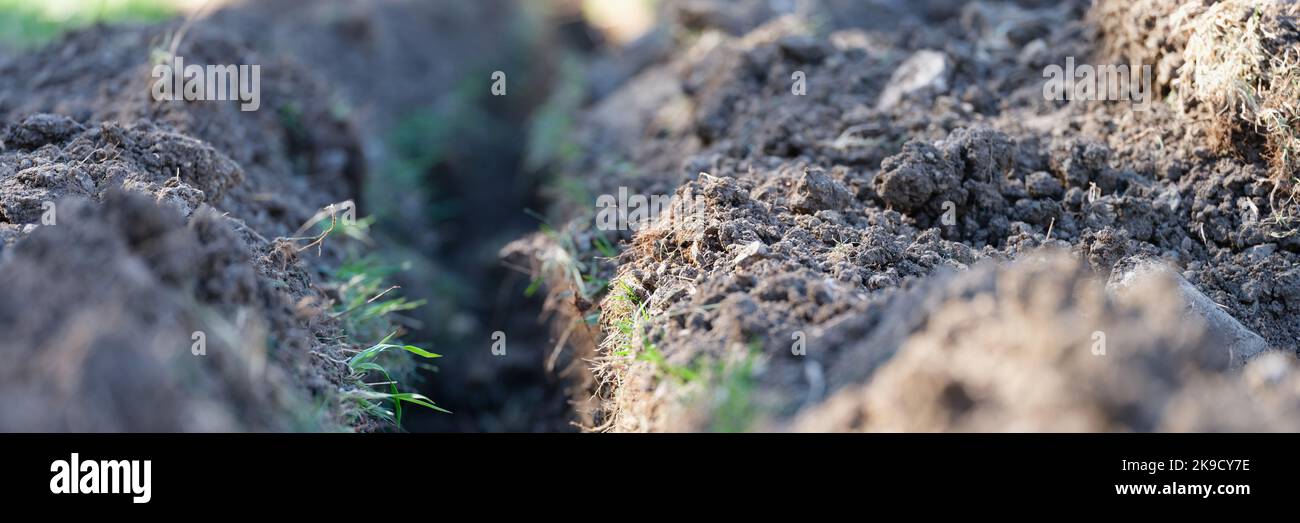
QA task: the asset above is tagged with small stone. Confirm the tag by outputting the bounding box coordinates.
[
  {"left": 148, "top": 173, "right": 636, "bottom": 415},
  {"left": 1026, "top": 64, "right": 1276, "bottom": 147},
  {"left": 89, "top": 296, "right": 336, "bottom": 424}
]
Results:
[
  {"left": 1243, "top": 352, "right": 1294, "bottom": 389},
  {"left": 877, "top": 50, "right": 949, "bottom": 110},
  {"left": 791, "top": 168, "right": 851, "bottom": 214},
  {"left": 1107, "top": 257, "right": 1271, "bottom": 368},
  {"left": 778, "top": 35, "right": 829, "bottom": 63},
  {"left": 1247, "top": 243, "right": 1276, "bottom": 262},
  {"left": 733, "top": 241, "right": 769, "bottom": 267}
]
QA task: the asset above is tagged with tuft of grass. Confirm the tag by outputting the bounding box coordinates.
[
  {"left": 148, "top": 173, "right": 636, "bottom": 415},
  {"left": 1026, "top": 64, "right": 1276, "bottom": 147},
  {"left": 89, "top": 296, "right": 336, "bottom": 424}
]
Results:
[
  {"left": 294, "top": 205, "right": 441, "bottom": 430},
  {"left": 595, "top": 277, "right": 767, "bottom": 432},
  {"left": 1180, "top": 0, "right": 1300, "bottom": 180},
  {"left": 345, "top": 332, "right": 448, "bottom": 428},
  {"left": 332, "top": 261, "right": 440, "bottom": 430},
  {"left": 829, "top": 237, "right": 857, "bottom": 262},
  {"left": 331, "top": 255, "right": 426, "bottom": 344},
  {"left": 708, "top": 347, "right": 761, "bottom": 433},
  {"left": 526, "top": 210, "right": 617, "bottom": 301},
  {"left": 605, "top": 280, "right": 700, "bottom": 384},
  {"left": 0, "top": 0, "right": 178, "bottom": 48}
]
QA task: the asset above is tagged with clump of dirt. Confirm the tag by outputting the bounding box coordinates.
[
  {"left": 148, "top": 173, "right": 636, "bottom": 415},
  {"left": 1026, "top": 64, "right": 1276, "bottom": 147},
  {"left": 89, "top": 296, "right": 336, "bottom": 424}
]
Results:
[
  {"left": 794, "top": 253, "right": 1300, "bottom": 432},
  {"left": 0, "top": 191, "right": 337, "bottom": 431},
  {"left": 0, "top": 117, "right": 242, "bottom": 222},
  {"left": 0, "top": 22, "right": 362, "bottom": 237},
  {"left": 0, "top": 19, "right": 370, "bottom": 430},
  {"left": 512, "top": 0, "right": 1300, "bottom": 431}
]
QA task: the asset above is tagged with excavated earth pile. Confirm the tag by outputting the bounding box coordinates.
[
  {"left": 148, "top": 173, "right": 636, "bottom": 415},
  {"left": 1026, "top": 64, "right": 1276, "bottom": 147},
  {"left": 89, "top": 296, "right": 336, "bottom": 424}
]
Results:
[
  {"left": 0, "top": 19, "right": 371, "bottom": 430},
  {"left": 0, "top": 0, "right": 587, "bottom": 433},
  {"left": 507, "top": 0, "right": 1300, "bottom": 431}
]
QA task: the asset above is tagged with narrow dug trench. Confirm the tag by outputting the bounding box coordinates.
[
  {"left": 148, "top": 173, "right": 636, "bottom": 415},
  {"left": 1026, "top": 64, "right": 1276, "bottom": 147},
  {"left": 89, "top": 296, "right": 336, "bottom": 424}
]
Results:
[
  {"left": 4, "top": 0, "right": 1300, "bottom": 434},
  {"left": 190, "top": 0, "right": 600, "bottom": 432}
]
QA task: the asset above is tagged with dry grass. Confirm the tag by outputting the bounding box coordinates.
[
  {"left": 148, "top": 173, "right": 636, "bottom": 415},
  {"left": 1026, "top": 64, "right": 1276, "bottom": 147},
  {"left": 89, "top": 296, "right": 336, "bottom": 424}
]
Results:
[
  {"left": 1179, "top": 0, "right": 1300, "bottom": 181},
  {"left": 1095, "top": 0, "right": 1300, "bottom": 210},
  {"left": 1091, "top": 0, "right": 1213, "bottom": 95}
]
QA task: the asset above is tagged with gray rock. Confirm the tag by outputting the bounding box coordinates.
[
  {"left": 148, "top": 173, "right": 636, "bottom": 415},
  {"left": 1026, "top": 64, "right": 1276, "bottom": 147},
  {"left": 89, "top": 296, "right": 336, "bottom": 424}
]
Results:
[
  {"left": 877, "top": 50, "right": 948, "bottom": 110},
  {"left": 1247, "top": 243, "right": 1276, "bottom": 262},
  {"left": 778, "top": 35, "right": 829, "bottom": 63},
  {"left": 791, "top": 168, "right": 851, "bottom": 214},
  {"left": 1106, "top": 257, "right": 1271, "bottom": 368},
  {"left": 733, "top": 240, "right": 769, "bottom": 267}
]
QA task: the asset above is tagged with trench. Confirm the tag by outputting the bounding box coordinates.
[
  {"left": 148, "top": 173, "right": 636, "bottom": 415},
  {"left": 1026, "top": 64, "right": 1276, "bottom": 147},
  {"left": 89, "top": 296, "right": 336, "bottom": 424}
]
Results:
[{"left": 318, "top": 1, "right": 612, "bottom": 432}]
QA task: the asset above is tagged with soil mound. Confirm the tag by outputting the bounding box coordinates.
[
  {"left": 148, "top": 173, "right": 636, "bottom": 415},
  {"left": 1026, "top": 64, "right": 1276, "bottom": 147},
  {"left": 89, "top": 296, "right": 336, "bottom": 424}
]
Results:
[
  {"left": 0, "top": 20, "right": 364, "bottom": 430},
  {"left": 511, "top": 0, "right": 1300, "bottom": 431}
]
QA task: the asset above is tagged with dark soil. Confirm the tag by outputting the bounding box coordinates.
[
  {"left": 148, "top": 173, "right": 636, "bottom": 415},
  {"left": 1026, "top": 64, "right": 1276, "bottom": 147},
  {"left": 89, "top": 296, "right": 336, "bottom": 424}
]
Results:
[
  {"left": 0, "top": 19, "right": 362, "bottom": 430},
  {"left": 511, "top": 0, "right": 1300, "bottom": 431},
  {"left": 0, "top": 0, "right": 577, "bottom": 432},
  {"left": 4, "top": 0, "right": 1299, "bottom": 433}
]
